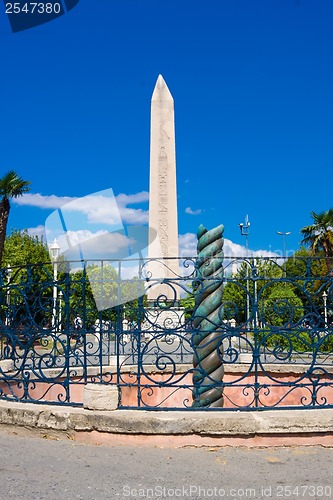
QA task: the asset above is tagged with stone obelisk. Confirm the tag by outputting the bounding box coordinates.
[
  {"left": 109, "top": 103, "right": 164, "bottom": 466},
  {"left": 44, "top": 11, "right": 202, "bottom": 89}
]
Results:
[{"left": 148, "top": 75, "right": 179, "bottom": 303}]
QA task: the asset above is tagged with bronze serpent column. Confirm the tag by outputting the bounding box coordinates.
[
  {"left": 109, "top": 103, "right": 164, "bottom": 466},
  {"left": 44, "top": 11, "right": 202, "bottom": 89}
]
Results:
[{"left": 192, "top": 224, "right": 225, "bottom": 408}]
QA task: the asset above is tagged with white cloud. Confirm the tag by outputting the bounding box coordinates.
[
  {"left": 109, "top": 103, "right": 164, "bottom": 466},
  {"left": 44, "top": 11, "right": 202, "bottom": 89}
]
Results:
[
  {"left": 27, "top": 224, "right": 47, "bottom": 238},
  {"left": 179, "top": 232, "right": 277, "bottom": 259},
  {"left": 60, "top": 193, "right": 122, "bottom": 226},
  {"left": 26, "top": 225, "right": 279, "bottom": 284},
  {"left": 58, "top": 229, "right": 107, "bottom": 249},
  {"left": 116, "top": 191, "right": 149, "bottom": 205},
  {"left": 116, "top": 191, "right": 149, "bottom": 224},
  {"left": 118, "top": 206, "right": 148, "bottom": 224},
  {"left": 179, "top": 233, "right": 197, "bottom": 257},
  {"left": 27, "top": 222, "right": 276, "bottom": 261},
  {"left": 15, "top": 190, "right": 149, "bottom": 226},
  {"left": 185, "top": 206, "right": 202, "bottom": 215},
  {"left": 26, "top": 226, "right": 134, "bottom": 260},
  {"left": 58, "top": 230, "right": 135, "bottom": 260},
  {"left": 178, "top": 232, "right": 278, "bottom": 277},
  {"left": 224, "top": 239, "right": 248, "bottom": 258},
  {"left": 15, "top": 193, "right": 74, "bottom": 209}
]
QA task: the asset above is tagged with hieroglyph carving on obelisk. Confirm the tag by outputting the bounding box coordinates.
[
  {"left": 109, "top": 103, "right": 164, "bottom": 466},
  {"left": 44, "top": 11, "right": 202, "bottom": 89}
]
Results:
[{"left": 148, "top": 75, "right": 180, "bottom": 302}]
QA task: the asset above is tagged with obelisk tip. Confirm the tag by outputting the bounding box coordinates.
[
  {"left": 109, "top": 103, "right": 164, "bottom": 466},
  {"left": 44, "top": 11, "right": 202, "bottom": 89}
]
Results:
[
  {"left": 152, "top": 74, "right": 173, "bottom": 102},
  {"left": 156, "top": 74, "right": 165, "bottom": 86}
]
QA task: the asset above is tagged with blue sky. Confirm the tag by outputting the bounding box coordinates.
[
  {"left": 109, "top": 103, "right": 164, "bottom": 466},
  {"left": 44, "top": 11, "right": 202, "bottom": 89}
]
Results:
[{"left": 1, "top": 0, "right": 332, "bottom": 260}]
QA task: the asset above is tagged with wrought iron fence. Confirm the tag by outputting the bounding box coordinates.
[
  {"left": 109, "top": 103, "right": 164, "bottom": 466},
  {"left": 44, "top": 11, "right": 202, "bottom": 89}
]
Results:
[{"left": 0, "top": 256, "right": 332, "bottom": 410}]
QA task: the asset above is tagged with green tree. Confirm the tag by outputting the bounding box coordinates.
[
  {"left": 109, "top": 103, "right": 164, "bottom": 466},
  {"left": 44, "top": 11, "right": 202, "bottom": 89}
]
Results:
[
  {"left": 67, "top": 267, "right": 100, "bottom": 328},
  {"left": 69, "top": 265, "right": 147, "bottom": 328},
  {"left": 258, "top": 285, "right": 309, "bottom": 352},
  {"left": 300, "top": 209, "right": 333, "bottom": 272},
  {"left": 2, "top": 229, "right": 54, "bottom": 301},
  {"left": 122, "top": 276, "right": 147, "bottom": 324},
  {"left": 262, "top": 284, "right": 304, "bottom": 327},
  {"left": 285, "top": 247, "right": 332, "bottom": 329},
  {"left": 2, "top": 229, "right": 50, "bottom": 269},
  {"left": 0, "top": 171, "right": 31, "bottom": 266},
  {"left": 223, "top": 259, "right": 284, "bottom": 324},
  {"left": 179, "top": 290, "right": 195, "bottom": 320},
  {"left": 286, "top": 246, "right": 328, "bottom": 293},
  {"left": 223, "top": 280, "right": 246, "bottom": 323},
  {"left": 0, "top": 230, "right": 54, "bottom": 328}
]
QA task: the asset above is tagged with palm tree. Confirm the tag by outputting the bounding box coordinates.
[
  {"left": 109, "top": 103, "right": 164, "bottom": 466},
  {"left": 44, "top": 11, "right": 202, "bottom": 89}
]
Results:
[
  {"left": 0, "top": 171, "right": 31, "bottom": 266},
  {"left": 300, "top": 209, "right": 333, "bottom": 272}
]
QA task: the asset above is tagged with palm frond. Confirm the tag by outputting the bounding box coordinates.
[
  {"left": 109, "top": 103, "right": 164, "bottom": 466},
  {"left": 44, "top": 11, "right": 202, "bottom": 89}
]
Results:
[
  {"left": 300, "top": 209, "right": 333, "bottom": 257},
  {"left": 0, "top": 171, "right": 31, "bottom": 200}
]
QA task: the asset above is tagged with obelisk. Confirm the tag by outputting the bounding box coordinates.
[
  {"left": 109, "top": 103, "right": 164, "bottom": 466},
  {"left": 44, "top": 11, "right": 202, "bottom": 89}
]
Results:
[{"left": 148, "top": 75, "right": 180, "bottom": 303}]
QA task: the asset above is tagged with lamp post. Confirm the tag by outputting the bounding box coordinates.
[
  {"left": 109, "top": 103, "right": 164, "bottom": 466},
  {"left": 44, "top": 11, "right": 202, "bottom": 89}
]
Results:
[
  {"left": 276, "top": 231, "right": 291, "bottom": 259},
  {"left": 239, "top": 215, "right": 250, "bottom": 254},
  {"left": 5, "top": 265, "right": 12, "bottom": 326},
  {"left": 322, "top": 291, "right": 328, "bottom": 328},
  {"left": 276, "top": 231, "right": 291, "bottom": 280},
  {"left": 239, "top": 215, "right": 250, "bottom": 323},
  {"left": 58, "top": 290, "right": 63, "bottom": 332},
  {"left": 49, "top": 239, "right": 60, "bottom": 331}
]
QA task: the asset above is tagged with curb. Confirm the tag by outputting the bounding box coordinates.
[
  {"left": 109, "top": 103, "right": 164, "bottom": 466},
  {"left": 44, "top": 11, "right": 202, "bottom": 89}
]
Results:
[{"left": 1, "top": 400, "right": 333, "bottom": 448}]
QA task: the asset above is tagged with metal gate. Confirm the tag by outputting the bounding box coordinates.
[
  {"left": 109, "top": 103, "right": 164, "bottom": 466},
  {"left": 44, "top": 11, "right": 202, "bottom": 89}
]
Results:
[{"left": 0, "top": 256, "right": 332, "bottom": 410}]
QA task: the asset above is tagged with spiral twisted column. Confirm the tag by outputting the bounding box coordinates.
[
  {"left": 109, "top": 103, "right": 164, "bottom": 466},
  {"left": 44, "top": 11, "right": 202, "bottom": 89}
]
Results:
[{"left": 192, "top": 224, "right": 225, "bottom": 408}]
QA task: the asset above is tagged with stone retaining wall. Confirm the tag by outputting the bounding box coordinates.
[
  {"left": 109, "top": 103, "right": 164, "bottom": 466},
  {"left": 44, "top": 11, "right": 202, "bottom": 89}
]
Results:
[{"left": 1, "top": 363, "right": 333, "bottom": 409}]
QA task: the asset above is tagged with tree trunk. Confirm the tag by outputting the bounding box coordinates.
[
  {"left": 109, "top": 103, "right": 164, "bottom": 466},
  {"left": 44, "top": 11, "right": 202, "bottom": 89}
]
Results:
[
  {"left": 0, "top": 198, "right": 10, "bottom": 267},
  {"left": 322, "top": 242, "right": 333, "bottom": 275},
  {"left": 326, "top": 257, "right": 333, "bottom": 276}
]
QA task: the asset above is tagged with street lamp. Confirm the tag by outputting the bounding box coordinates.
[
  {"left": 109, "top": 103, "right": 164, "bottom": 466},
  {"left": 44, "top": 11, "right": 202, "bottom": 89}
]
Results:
[
  {"left": 239, "top": 215, "right": 250, "bottom": 253},
  {"left": 239, "top": 215, "right": 250, "bottom": 323},
  {"left": 5, "top": 265, "right": 12, "bottom": 326},
  {"left": 49, "top": 239, "right": 60, "bottom": 331},
  {"left": 276, "top": 231, "right": 291, "bottom": 259},
  {"left": 276, "top": 231, "right": 291, "bottom": 280},
  {"left": 58, "top": 290, "right": 63, "bottom": 332},
  {"left": 322, "top": 291, "right": 328, "bottom": 328}
]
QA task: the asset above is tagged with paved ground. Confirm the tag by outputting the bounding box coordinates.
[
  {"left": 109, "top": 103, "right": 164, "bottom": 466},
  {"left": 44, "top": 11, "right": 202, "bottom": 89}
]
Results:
[{"left": 0, "top": 426, "right": 332, "bottom": 500}]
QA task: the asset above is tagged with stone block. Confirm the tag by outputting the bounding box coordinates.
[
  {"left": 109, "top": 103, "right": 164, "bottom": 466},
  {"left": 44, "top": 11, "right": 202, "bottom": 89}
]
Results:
[
  {"left": 238, "top": 353, "right": 253, "bottom": 364},
  {"left": 83, "top": 383, "right": 119, "bottom": 411},
  {"left": 0, "top": 359, "right": 14, "bottom": 373}
]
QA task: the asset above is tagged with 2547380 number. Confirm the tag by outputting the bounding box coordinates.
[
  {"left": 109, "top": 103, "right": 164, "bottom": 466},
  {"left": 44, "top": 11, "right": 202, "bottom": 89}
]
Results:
[{"left": 5, "top": 3, "right": 61, "bottom": 14}]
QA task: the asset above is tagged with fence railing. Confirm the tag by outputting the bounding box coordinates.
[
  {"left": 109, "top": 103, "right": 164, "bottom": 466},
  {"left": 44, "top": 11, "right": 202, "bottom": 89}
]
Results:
[{"left": 0, "top": 256, "right": 332, "bottom": 410}]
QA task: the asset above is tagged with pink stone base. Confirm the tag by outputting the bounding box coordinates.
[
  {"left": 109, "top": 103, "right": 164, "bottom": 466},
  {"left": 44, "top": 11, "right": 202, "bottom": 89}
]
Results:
[
  {"left": 73, "top": 430, "right": 333, "bottom": 448},
  {"left": 1, "top": 366, "right": 333, "bottom": 409}
]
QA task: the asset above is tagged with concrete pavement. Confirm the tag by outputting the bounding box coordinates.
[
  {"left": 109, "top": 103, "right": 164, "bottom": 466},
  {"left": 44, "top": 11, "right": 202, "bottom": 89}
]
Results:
[{"left": 0, "top": 426, "right": 333, "bottom": 499}]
